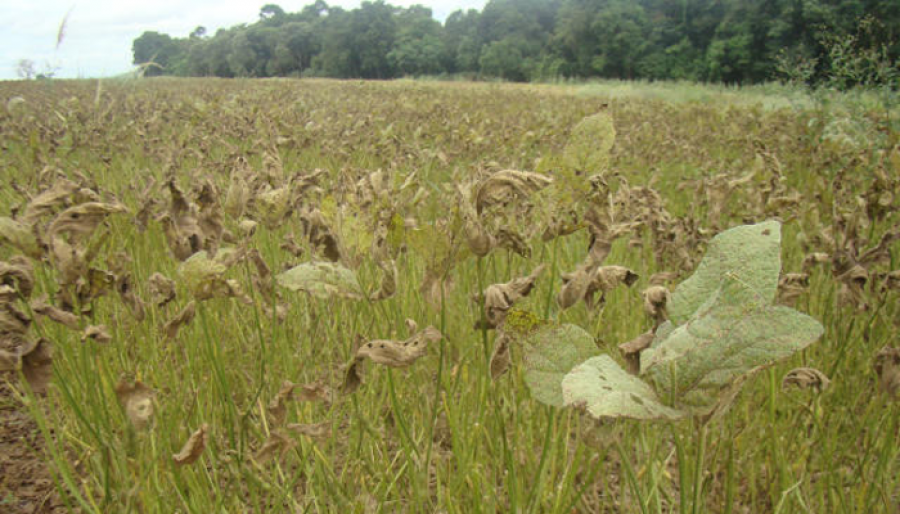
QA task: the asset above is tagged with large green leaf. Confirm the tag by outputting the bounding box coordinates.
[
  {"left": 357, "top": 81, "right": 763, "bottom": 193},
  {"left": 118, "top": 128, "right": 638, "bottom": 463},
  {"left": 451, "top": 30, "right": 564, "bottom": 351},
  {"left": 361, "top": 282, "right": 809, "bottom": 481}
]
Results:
[
  {"left": 642, "top": 276, "right": 824, "bottom": 415},
  {"left": 277, "top": 262, "right": 363, "bottom": 300},
  {"left": 562, "top": 356, "right": 684, "bottom": 420},
  {"left": 523, "top": 324, "right": 600, "bottom": 407},
  {"left": 668, "top": 220, "right": 782, "bottom": 324}
]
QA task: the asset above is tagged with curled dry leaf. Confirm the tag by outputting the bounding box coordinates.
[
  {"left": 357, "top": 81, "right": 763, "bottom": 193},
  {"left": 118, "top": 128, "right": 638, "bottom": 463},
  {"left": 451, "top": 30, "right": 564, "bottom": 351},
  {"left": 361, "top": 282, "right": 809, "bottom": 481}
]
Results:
[
  {"left": 370, "top": 260, "right": 398, "bottom": 301},
  {"left": 873, "top": 346, "right": 900, "bottom": 397},
  {"left": 48, "top": 202, "right": 127, "bottom": 241},
  {"left": 340, "top": 358, "right": 364, "bottom": 396},
  {"left": 82, "top": 325, "right": 112, "bottom": 344},
  {"left": 836, "top": 265, "right": 869, "bottom": 311},
  {"left": 557, "top": 261, "right": 600, "bottom": 310},
  {"left": 420, "top": 267, "right": 454, "bottom": 311},
  {"left": 21, "top": 179, "right": 80, "bottom": 225},
  {"left": 173, "top": 424, "right": 209, "bottom": 466},
  {"left": 31, "top": 296, "right": 79, "bottom": 330},
  {"left": 618, "top": 332, "right": 654, "bottom": 375},
  {"left": 483, "top": 265, "right": 546, "bottom": 329},
  {"left": 254, "top": 431, "right": 295, "bottom": 464},
  {"left": 286, "top": 421, "right": 331, "bottom": 440},
  {"left": 489, "top": 333, "right": 511, "bottom": 380},
  {"left": 0, "top": 257, "right": 34, "bottom": 299},
  {"left": 584, "top": 265, "right": 639, "bottom": 309},
  {"left": 778, "top": 273, "right": 810, "bottom": 306},
  {"left": 641, "top": 286, "right": 669, "bottom": 325},
  {"left": 116, "top": 273, "right": 146, "bottom": 321},
  {"left": 267, "top": 380, "right": 331, "bottom": 425},
  {"left": 148, "top": 272, "right": 177, "bottom": 308},
  {"left": 474, "top": 170, "right": 553, "bottom": 214},
  {"left": 163, "top": 301, "right": 196, "bottom": 340},
  {"left": 0, "top": 217, "right": 42, "bottom": 259},
  {"left": 782, "top": 367, "right": 830, "bottom": 392},
  {"left": 357, "top": 326, "right": 442, "bottom": 368},
  {"left": 22, "top": 339, "right": 54, "bottom": 394},
  {"left": 115, "top": 378, "right": 156, "bottom": 429}
]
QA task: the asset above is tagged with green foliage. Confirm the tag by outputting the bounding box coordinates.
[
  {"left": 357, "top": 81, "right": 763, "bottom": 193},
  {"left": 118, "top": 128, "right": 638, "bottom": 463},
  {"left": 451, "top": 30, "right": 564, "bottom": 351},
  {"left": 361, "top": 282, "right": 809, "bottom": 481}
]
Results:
[
  {"left": 129, "top": 0, "right": 900, "bottom": 86},
  {"left": 562, "top": 356, "right": 684, "bottom": 420},
  {"left": 667, "top": 220, "right": 781, "bottom": 324},
  {"left": 522, "top": 324, "right": 600, "bottom": 407},
  {"left": 526, "top": 221, "right": 824, "bottom": 421},
  {"left": 276, "top": 261, "right": 364, "bottom": 299}
]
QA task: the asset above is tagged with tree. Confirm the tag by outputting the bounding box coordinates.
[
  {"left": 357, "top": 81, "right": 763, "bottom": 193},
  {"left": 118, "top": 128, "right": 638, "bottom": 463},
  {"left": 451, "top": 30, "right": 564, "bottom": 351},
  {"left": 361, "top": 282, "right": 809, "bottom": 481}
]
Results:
[
  {"left": 16, "top": 59, "right": 36, "bottom": 79},
  {"left": 260, "top": 4, "right": 286, "bottom": 20}
]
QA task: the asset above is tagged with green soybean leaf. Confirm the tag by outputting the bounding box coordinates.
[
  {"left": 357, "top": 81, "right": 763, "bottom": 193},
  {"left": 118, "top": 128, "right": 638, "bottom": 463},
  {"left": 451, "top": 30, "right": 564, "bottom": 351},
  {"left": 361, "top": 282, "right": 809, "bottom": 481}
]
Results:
[
  {"left": 668, "top": 220, "right": 782, "bottom": 324},
  {"left": 523, "top": 324, "right": 600, "bottom": 407},
  {"left": 562, "top": 356, "right": 684, "bottom": 420},
  {"left": 277, "top": 261, "right": 363, "bottom": 300},
  {"left": 642, "top": 275, "right": 824, "bottom": 416}
]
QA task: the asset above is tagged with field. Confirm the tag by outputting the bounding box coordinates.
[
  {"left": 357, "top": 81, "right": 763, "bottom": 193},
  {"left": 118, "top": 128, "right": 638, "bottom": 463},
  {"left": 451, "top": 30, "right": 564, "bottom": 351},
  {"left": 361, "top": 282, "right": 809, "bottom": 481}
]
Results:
[{"left": 0, "top": 77, "right": 898, "bottom": 513}]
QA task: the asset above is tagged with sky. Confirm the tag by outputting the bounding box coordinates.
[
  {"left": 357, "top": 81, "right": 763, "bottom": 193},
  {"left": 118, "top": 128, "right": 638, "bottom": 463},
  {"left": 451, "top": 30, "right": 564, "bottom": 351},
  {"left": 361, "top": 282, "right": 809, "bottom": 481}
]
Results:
[{"left": 0, "top": 0, "right": 486, "bottom": 80}]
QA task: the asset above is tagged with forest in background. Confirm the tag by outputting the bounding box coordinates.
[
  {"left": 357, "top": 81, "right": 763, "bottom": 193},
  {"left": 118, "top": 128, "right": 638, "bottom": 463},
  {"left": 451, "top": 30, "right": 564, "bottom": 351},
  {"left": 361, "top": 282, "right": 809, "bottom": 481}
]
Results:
[{"left": 133, "top": 0, "right": 900, "bottom": 87}]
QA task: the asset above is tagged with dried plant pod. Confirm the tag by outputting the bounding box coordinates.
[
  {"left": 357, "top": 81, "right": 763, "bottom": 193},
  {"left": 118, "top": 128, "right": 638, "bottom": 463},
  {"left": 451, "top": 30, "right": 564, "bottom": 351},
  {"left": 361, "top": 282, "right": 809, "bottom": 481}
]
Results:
[
  {"left": 483, "top": 265, "right": 546, "bottom": 329},
  {"left": 782, "top": 367, "right": 830, "bottom": 392},
  {"left": 357, "top": 326, "right": 442, "bottom": 368},
  {"left": 148, "top": 272, "right": 177, "bottom": 308},
  {"left": 172, "top": 424, "right": 209, "bottom": 466},
  {"left": 30, "top": 296, "right": 79, "bottom": 329},
  {"left": 82, "top": 325, "right": 112, "bottom": 344},
  {"left": 874, "top": 346, "right": 900, "bottom": 397},
  {"left": 648, "top": 272, "right": 678, "bottom": 286},
  {"left": 115, "top": 378, "right": 156, "bottom": 429},
  {"left": 618, "top": 332, "right": 654, "bottom": 375},
  {"left": 163, "top": 301, "right": 196, "bottom": 340}
]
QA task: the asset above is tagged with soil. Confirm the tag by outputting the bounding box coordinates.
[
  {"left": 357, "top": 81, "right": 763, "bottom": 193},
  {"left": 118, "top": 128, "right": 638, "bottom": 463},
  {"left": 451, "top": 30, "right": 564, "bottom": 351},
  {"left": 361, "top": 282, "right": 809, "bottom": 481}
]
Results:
[{"left": 0, "top": 382, "right": 66, "bottom": 513}]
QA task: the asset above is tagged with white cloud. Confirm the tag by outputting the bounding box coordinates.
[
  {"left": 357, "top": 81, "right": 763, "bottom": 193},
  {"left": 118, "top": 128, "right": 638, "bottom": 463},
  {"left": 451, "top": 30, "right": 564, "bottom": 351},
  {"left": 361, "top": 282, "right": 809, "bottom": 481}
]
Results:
[{"left": 0, "top": 0, "right": 487, "bottom": 80}]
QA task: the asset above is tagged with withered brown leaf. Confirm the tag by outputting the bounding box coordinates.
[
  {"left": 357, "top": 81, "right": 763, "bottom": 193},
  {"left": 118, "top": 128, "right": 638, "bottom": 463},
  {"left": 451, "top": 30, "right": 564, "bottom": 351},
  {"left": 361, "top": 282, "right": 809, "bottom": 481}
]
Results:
[
  {"left": 115, "top": 378, "right": 156, "bottom": 429},
  {"left": 163, "top": 301, "right": 196, "bottom": 340},
  {"left": 356, "top": 326, "right": 442, "bottom": 368},
  {"left": 173, "top": 424, "right": 209, "bottom": 466},
  {"left": 782, "top": 367, "right": 830, "bottom": 392}
]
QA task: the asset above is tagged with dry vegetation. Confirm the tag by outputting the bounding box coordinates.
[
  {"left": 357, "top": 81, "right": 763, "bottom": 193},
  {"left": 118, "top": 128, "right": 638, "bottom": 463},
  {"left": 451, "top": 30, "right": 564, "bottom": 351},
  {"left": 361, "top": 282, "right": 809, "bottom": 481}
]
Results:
[{"left": 0, "top": 77, "right": 899, "bottom": 513}]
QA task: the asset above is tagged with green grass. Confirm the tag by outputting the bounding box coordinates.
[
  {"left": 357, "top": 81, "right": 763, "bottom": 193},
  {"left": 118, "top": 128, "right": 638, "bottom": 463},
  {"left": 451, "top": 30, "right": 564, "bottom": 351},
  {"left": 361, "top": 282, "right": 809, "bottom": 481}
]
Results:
[{"left": 1, "top": 77, "right": 898, "bottom": 513}]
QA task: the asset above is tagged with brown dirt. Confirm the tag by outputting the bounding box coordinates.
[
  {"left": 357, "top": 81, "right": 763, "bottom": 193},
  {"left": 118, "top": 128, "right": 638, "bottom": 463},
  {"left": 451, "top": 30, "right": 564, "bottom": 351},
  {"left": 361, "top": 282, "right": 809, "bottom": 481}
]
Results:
[{"left": 0, "top": 382, "right": 66, "bottom": 514}]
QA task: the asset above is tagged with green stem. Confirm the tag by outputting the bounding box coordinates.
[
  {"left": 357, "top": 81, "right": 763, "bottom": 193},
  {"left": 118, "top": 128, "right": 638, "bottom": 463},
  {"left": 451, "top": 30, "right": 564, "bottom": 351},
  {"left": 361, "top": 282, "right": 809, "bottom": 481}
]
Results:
[{"left": 692, "top": 422, "right": 707, "bottom": 514}]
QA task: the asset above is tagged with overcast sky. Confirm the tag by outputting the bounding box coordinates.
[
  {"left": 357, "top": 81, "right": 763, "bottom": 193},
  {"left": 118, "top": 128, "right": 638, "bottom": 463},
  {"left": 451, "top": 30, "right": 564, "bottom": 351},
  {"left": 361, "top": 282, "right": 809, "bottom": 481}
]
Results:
[{"left": 0, "top": 0, "right": 486, "bottom": 80}]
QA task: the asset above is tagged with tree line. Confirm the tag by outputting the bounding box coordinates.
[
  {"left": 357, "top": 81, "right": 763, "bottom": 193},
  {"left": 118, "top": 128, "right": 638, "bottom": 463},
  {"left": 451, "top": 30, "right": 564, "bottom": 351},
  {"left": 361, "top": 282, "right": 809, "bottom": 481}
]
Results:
[{"left": 132, "top": 0, "right": 899, "bottom": 87}]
